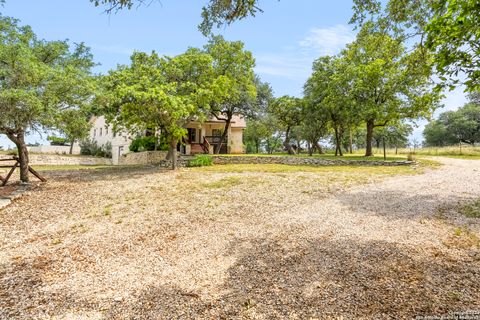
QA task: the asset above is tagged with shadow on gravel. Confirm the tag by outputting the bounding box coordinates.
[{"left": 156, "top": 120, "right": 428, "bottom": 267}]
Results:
[
  {"left": 336, "top": 189, "right": 471, "bottom": 220},
  {"left": 4, "top": 237, "right": 477, "bottom": 319},
  {"left": 42, "top": 165, "right": 167, "bottom": 184}
]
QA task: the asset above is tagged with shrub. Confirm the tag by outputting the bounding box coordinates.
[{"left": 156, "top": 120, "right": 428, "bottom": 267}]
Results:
[
  {"left": 80, "top": 139, "right": 112, "bottom": 158},
  {"left": 129, "top": 136, "right": 156, "bottom": 152},
  {"left": 47, "top": 136, "right": 68, "bottom": 146},
  {"left": 187, "top": 154, "right": 213, "bottom": 167}
]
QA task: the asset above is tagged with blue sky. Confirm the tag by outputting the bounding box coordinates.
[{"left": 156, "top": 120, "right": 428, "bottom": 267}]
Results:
[{"left": 0, "top": 0, "right": 467, "bottom": 148}]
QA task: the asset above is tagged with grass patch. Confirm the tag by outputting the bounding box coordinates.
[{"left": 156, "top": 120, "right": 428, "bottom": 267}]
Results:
[
  {"left": 203, "top": 176, "right": 243, "bottom": 189},
  {"left": 444, "top": 226, "right": 480, "bottom": 249},
  {"left": 187, "top": 154, "right": 213, "bottom": 167},
  {"left": 386, "top": 146, "right": 480, "bottom": 159},
  {"left": 222, "top": 153, "right": 407, "bottom": 161},
  {"left": 459, "top": 199, "right": 480, "bottom": 218},
  {"left": 190, "top": 163, "right": 433, "bottom": 175}
]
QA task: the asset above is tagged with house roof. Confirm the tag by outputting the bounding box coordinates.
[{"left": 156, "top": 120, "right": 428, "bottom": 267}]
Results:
[{"left": 204, "top": 115, "right": 247, "bottom": 128}]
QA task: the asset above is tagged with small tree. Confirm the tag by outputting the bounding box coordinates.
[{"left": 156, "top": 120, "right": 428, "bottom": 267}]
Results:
[
  {"left": 205, "top": 36, "right": 257, "bottom": 154},
  {"left": 0, "top": 16, "right": 95, "bottom": 181},
  {"left": 304, "top": 56, "right": 357, "bottom": 156},
  {"left": 57, "top": 109, "right": 92, "bottom": 154},
  {"left": 99, "top": 49, "right": 218, "bottom": 169},
  {"left": 268, "top": 96, "right": 304, "bottom": 155}
]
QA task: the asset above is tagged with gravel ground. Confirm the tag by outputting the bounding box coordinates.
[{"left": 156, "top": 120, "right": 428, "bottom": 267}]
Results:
[{"left": 0, "top": 158, "right": 479, "bottom": 319}]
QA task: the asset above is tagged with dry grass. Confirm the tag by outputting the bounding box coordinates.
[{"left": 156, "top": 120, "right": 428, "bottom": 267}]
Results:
[{"left": 0, "top": 160, "right": 479, "bottom": 319}]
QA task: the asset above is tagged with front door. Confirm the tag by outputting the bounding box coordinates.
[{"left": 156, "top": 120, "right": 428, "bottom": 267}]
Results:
[{"left": 187, "top": 128, "right": 197, "bottom": 144}]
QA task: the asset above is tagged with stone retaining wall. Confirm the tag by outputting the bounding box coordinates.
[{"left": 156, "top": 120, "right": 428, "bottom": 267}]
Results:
[
  {"left": 209, "top": 156, "right": 413, "bottom": 167},
  {"left": 119, "top": 151, "right": 169, "bottom": 166},
  {"left": 154, "top": 155, "right": 413, "bottom": 168},
  {"left": 0, "top": 154, "right": 112, "bottom": 166}
]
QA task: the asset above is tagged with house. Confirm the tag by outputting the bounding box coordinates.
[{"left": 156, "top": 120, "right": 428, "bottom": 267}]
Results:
[{"left": 89, "top": 115, "right": 246, "bottom": 164}]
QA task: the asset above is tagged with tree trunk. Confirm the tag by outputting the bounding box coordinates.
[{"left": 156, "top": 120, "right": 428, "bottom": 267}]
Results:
[
  {"left": 315, "top": 142, "right": 325, "bottom": 154},
  {"left": 7, "top": 131, "right": 30, "bottom": 183},
  {"left": 383, "top": 137, "right": 386, "bottom": 160},
  {"left": 255, "top": 140, "right": 259, "bottom": 154},
  {"left": 349, "top": 129, "right": 353, "bottom": 154},
  {"left": 169, "top": 139, "right": 178, "bottom": 170},
  {"left": 284, "top": 126, "right": 296, "bottom": 155},
  {"left": 69, "top": 139, "right": 74, "bottom": 155},
  {"left": 365, "top": 119, "right": 375, "bottom": 157},
  {"left": 216, "top": 117, "right": 231, "bottom": 154},
  {"left": 334, "top": 126, "right": 343, "bottom": 156},
  {"left": 307, "top": 141, "right": 313, "bottom": 156}
]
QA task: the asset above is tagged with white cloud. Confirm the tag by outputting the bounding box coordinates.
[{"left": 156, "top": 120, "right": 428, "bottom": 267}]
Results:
[
  {"left": 254, "top": 54, "right": 312, "bottom": 79},
  {"left": 299, "top": 25, "right": 355, "bottom": 56}
]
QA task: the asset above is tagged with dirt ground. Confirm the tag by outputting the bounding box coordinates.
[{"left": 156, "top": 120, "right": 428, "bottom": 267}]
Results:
[{"left": 0, "top": 160, "right": 479, "bottom": 319}]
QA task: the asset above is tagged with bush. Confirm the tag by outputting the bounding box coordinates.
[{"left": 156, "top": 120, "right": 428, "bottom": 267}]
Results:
[
  {"left": 47, "top": 136, "right": 68, "bottom": 146},
  {"left": 407, "top": 152, "right": 416, "bottom": 161},
  {"left": 80, "top": 139, "right": 112, "bottom": 158},
  {"left": 129, "top": 136, "right": 157, "bottom": 152},
  {"left": 187, "top": 154, "right": 213, "bottom": 167}
]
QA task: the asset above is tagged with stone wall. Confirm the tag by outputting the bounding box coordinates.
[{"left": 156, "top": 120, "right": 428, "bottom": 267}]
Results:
[
  {"left": 209, "top": 156, "right": 413, "bottom": 167},
  {"left": 27, "top": 144, "right": 81, "bottom": 155},
  {"left": 119, "top": 151, "right": 169, "bottom": 166},
  {"left": 154, "top": 155, "right": 413, "bottom": 168},
  {"left": 0, "top": 154, "right": 112, "bottom": 166}
]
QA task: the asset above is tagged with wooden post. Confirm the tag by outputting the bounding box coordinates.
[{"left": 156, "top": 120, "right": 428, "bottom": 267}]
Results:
[
  {"left": 383, "top": 137, "right": 387, "bottom": 161},
  {"left": 0, "top": 157, "right": 46, "bottom": 186}
]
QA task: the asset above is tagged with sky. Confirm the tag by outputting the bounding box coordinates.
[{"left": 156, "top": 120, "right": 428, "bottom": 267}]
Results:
[{"left": 0, "top": 0, "right": 468, "bottom": 149}]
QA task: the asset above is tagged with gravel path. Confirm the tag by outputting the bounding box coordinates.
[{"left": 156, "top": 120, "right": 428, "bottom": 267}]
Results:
[{"left": 0, "top": 158, "right": 479, "bottom": 319}]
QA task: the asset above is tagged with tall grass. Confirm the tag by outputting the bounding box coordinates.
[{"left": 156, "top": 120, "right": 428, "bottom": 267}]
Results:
[{"left": 394, "top": 145, "right": 480, "bottom": 157}]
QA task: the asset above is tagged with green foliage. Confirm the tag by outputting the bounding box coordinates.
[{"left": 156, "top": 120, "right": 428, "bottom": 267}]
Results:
[
  {"left": 57, "top": 109, "right": 92, "bottom": 147},
  {"left": 47, "top": 136, "right": 69, "bottom": 146},
  {"left": 268, "top": 96, "right": 304, "bottom": 154},
  {"left": 89, "top": 0, "right": 264, "bottom": 36},
  {"left": 0, "top": 16, "right": 95, "bottom": 181},
  {"left": 98, "top": 48, "right": 221, "bottom": 168},
  {"left": 373, "top": 122, "right": 413, "bottom": 149},
  {"left": 343, "top": 24, "right": 439, "bottom": 155},
  {"left": 304, "top": 55, "right": 357, "bottom": 156},
  {"left": 80, "top": 139, "right": 112, "bottom": 158},
  {"left": 352, "top": 0, "right": 480, "bottom": 92},
  {"left": 129, "top": 136, "right": 157, "bottom": 152},
  {"left": 204, "top": 35, "right": 257, "bottom": 153},
  {"left": 424, "top": 98, "right": 480, "bottom": 146},
  {"left": 187, "top": 154, "right": 213, "bottom": 167},
  {"left": 460, "top": 199, "right": 480, "bottom": 218}
]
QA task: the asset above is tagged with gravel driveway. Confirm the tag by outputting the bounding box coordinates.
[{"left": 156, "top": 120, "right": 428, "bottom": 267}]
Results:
[{"left": 0, "top": 158, "right": 479, "bottom": 319}]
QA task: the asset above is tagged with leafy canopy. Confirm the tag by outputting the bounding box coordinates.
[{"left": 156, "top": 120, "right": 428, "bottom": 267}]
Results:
[
  {"left": 99, "top": 48, "right": 218, "bottom": 143},
  {"left": 0, "top": 15, "right": 95, "bottom": 141}
]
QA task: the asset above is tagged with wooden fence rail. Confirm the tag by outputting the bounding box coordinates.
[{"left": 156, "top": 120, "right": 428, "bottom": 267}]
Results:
[{"left": 0, "top": 156, "right": 46, "bottom": 186}]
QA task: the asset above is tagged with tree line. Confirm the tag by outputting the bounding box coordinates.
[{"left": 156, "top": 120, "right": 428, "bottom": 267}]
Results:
[
  {"left": 244, "top": 22, "right": 438, "bottom": 157},
  {"left": 1, "top": 0, "right": 479, "bottom": 182},
  {"left": 424, "top": 92, "right": 480, "bottom": 147}
]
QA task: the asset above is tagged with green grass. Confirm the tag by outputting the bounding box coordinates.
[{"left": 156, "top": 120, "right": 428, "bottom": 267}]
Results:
[
  {"left": 460, "top": 199, "right": 480, "bottom": 218},
  {"left": 383, "top": 146, "right": 480, "bottom": 159},
  {"left": 190, "top": 163, "right": 430, "bottom": 175},
  {"left": 221, "top": 153, "right": 407, "bottom": 161},
  {"left": 203, "top": 176, "right": 243, "bottom": 188}
]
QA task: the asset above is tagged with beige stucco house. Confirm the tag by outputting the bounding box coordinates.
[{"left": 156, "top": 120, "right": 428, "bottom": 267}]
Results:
[{"left": 89, "top": 115, "right": 246, "bottom": 164}]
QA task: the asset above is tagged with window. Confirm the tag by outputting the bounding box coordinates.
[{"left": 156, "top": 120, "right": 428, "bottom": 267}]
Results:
[
  {"left": 105, "top": 127, "right": 109, "bottom": 135},
  {"left": 99, "top": 128, "right": 103, "bottom": 136},
  {"left": 94, "top": 129, "right": 97, "bottom": 137}
]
